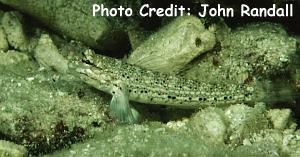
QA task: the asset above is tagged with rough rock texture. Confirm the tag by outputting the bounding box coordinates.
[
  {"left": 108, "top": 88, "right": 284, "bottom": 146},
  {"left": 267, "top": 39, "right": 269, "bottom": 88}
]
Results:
[
  {"left": 0, "top": 140, "right": 28, "bottom": 157},
  {"left": 1, "top": 12, "right": 28, "bottom": 51},
  {"left": 0, "top": 0, "right": 129, "bottom": 53},
  {"left": 34, "top": 34, "right": 68, "bottom": 73},
  {"left": 46, "top": 124, "right": 275, "bottom": 157},
  {"left": 0, "top": 56, "right": 109, "bottom": 154},
  {"left": 0, "top": 50, "right": 29, "bottom": 66},
  {"left": 225, "top": 104, "right": 270, "bottom": 145},
  {"left": 0, "top": 1, "right": 299, "bottom": 156},
  {"left": 190, "top": 108, "right": 227, "bottom": 144},
  {"left": 0, "top": 26, "right": 8, "bottom": 51},
  {"left": 185, "top": 23, "right": 297, "bottom": 85},
  {"left": 127, "top": 15, "right": 216, "bottom": 74},
  {"left": 267, "top": 109, "right": 293, "bottom": 130}
]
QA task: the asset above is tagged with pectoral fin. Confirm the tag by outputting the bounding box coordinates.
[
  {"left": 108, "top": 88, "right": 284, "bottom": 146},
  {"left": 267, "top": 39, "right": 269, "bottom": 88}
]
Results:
[{"left": 110, "top": 83, "right": 140, "bottom": 124}]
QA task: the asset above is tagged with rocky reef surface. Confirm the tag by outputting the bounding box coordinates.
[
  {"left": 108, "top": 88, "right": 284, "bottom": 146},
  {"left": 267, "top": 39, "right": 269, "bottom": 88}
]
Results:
[{"left": 0, "top": 1, "right": 299, "bottom": 156}]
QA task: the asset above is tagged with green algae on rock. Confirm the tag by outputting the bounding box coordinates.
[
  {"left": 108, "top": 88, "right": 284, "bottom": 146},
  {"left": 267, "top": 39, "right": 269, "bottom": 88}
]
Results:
[
  {"left": 0, "top": 0, "right": 129, "bottom": 53},
  {"left": 0, "top": 1, "right": 299, "bottom": 156},
  {"left": 127, "top": 15, "right": 216, "bottom": 74},
  {"left": 1, "top": 12, "right": 29, "bottom": 51},
  {"left": 185, "top": 23, "right": 297, "bottom": 85},
  {"left": 189, "top": 108, "right": 228, "bottom": 144},
  {"left": 0, "top": 50, "right": 29, "bottom": 66},
  {"left": 46, "top": 124, "right": 276, "bottom": 157},
  {"left": 267, "top": 109, "right": 293, "bottom": 130},
  {"left": 0, "top": 26, "right": 8, "bottom": 51},
  {"left": 224, "top": 103, "right": 269, "bottom": 145},
  {"left": 0, "top": 59, "right": 109, "bottom": 154},
  {"left": 34, "top": 34, "right": 68, "bottom": 73},
  {"left": 0, "top": 140, "right": 28, "bottom": 157}
]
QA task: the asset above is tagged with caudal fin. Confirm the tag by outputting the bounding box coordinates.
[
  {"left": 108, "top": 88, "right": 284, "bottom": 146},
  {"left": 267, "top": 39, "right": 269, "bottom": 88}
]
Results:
[{"left": 254, "top": 79, "right": 298, "bottom": 104}]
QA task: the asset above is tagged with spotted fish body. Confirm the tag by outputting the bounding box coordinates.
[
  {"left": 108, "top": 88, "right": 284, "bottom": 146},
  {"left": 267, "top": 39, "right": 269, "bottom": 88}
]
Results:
[{"left": 70, "top": 50, "right": 263, "bottom": 123}]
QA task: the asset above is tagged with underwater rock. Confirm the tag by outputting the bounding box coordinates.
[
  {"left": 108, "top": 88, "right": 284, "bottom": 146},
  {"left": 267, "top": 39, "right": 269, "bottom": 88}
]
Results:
[
  {"left": 34, "top": 34, "right": 68, "bottom": 73},
  {"left": 0, "top": 60, "right": 109, "bottom": 154},
  {"left": 47, "top": 124, "right": 272, "bottom": 157},
  {"left": 267, "top": 109, "right": 292, "bottom": 130},
  {"left": 127, "top": 27, "right": 151, "bottom": 50},
  {"left": 224, "top": 103, "right": 269, "bottom": 145},
  {"left": 185, "top": 23, "right": 297, "bottom": 85},
  {"left": 189, "top": 108, "right": 228, "bottom": 144},
  {"left": 239, "top": 137, "right": 282, "bottom": 157},
  {"left": 0, "top": 26, "right": 8, "bottom": 51},
  {"left": 0, "top": 50, "right": 29, "bottom": 66},
  {"left": 127, "top": 15, "right": 216, "bottom": 74},
  {"left": 284, "top": 130, "right": 300, "bottom": 157},
  {"left": 0, "top": 140, "right": 28, "bottom": 157},
  {"left": 1, "top": 12, "right": 28, "bottom": 51},
  {"left": 0, "top": 0, "right": 128, "bottom": 53},
  {"left": 166, "top": 119, "right": 189, "bottom": 131},
  {"left": 242, "top": 128, "right": 300, "bottom": 157}
]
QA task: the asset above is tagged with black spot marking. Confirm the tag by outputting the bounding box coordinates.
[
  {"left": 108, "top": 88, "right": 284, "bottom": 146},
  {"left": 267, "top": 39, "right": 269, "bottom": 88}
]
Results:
[
  {"left": 203, "top": 98, "right": 207, "bottom": 101},
  {"left": 91, "top": 121, "right": 101, "bottom": 127},
  {"left": 172, "top": 96, "right": 176, "bottom": 99},
  {"left": 77, "top": 89, "right": 85, "bottom": 99},
  {"left": 150, "top": 98, "right": 153, "bottom": 101},
  {"left": 224, "top": 96, "right": 227, "bottom": 100},
  {"left": 168, "top": 96, "right": 172, "bottom": 99},
  {"left": 189, "top": 97, "right": 192, "bottom": 100},
  {"left": 112, "top": 91, "right": 115, "bottom": 94},
  {"left": 199, "top": 97, "right": 203, "bottom": 101},
  {"left": 214, "top": 97, "right": 217, "bottom": 101},
  {"left": 145, "top": 91, "right": 148, "bottom": 93},
  {"left": 129, "top": 89, "right": 132, "bottom": 93},
  {"left": 195, "top": 37, "right": 202, "bottom": 47},
  {"left": 229, "top": 96, "right": 232, "bottom": 99}
]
